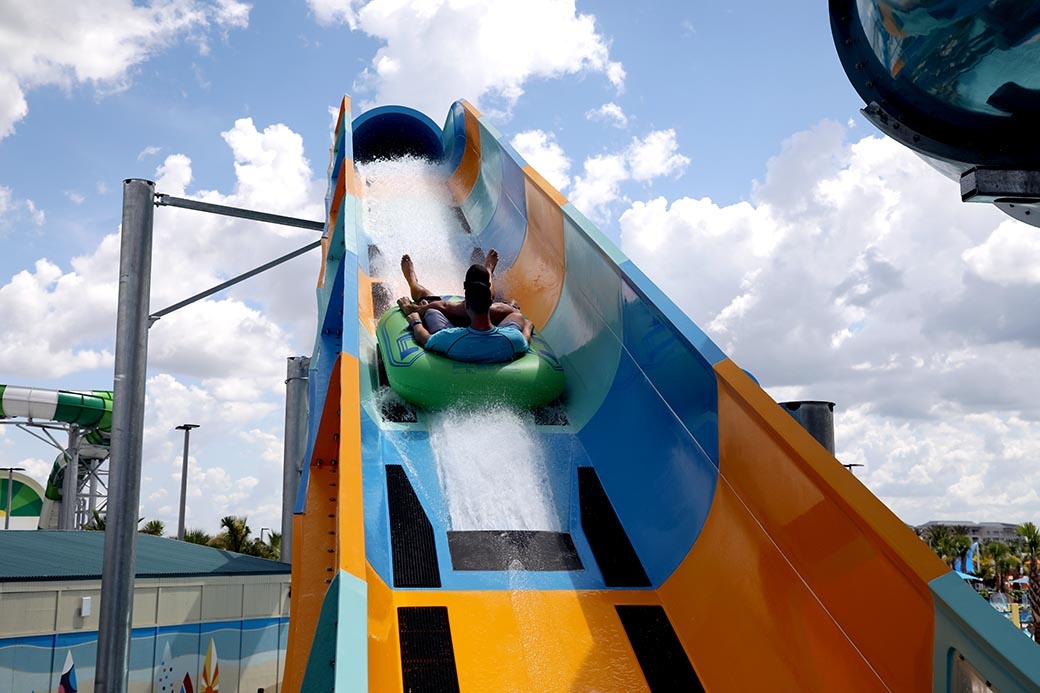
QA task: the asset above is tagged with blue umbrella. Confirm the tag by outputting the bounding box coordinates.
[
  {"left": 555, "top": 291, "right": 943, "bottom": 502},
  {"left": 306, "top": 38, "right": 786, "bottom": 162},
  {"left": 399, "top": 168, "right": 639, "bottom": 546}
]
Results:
[{"left": 956, "top": 570, "right": 982, "bottom": 581}]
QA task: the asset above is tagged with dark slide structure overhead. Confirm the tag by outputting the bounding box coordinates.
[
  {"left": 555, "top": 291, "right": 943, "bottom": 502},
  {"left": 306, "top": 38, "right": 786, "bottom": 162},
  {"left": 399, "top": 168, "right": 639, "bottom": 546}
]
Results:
[{"left": 831, "top": 0, "right": 1040, "bottom": 226}]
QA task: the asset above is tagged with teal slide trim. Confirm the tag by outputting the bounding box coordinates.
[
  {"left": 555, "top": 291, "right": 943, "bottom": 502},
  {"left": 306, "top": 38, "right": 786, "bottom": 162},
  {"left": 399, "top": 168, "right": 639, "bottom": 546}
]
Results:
[
  {"left": 301, "top": 571, "right": 368, "bottom": 692},
  {"left": 929, "top": 572, "right": 1040, "bottom": 692}
]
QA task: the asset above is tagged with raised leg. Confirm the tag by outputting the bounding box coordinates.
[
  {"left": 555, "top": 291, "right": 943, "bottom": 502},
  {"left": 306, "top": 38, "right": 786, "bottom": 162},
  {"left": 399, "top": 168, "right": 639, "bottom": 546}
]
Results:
[{"left": 401, "top": 254, "right": 434, "bottom": 301}]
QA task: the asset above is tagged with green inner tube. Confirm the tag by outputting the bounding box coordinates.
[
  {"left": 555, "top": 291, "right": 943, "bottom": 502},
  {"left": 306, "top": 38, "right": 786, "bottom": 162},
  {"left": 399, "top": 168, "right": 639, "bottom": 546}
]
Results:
[{"left": 376, "top": 302, "right": 565, "bottom": 410}]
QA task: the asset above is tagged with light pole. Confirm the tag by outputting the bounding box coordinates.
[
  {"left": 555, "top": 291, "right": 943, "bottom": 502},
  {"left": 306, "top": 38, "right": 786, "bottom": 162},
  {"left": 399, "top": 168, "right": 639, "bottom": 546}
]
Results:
[
  {"left": 175, "top": 424, "right": 200, "bottom": 541},
  {"left": 260, "top": 527, "right": 270, "bottom": 544},
  {"left": 2, "top": 467, "right": 26, "bottom": 530}
]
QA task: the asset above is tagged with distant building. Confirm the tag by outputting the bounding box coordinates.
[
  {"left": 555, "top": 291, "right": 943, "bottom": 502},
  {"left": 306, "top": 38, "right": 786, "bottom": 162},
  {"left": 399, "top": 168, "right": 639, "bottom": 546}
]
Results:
[
  {"left": 0, "top": 531, "right": 290, "bottom": 692},
  {"left": 917, "top": 520, "right": 1021, "bottom": 545}
]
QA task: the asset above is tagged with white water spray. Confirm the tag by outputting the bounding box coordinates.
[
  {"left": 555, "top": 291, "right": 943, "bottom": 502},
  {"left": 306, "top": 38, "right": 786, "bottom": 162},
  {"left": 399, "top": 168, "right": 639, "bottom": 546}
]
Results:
[
  {"left": 358, "top": 156, "right": 471, "bottom": 296},
  {"left": 428, "top": 407, "right": 562, "bottom": 532}
]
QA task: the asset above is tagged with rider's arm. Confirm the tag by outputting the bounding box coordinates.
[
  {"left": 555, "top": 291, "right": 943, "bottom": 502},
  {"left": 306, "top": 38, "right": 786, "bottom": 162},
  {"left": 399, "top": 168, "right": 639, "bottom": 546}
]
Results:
[{"left": 408, "top": 314, "right": 432, "bottom": 347}]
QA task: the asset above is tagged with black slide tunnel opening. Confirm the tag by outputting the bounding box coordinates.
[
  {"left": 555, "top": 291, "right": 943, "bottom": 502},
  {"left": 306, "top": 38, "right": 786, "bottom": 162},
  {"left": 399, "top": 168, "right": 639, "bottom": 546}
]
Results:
[{"left": 352, "top": 105, "right": 445, "bottom": 164}]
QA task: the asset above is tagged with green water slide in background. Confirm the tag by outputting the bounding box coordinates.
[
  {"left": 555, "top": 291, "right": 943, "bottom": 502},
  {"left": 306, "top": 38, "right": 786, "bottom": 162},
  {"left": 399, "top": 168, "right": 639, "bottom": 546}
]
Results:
[
  {"left": 0, "top": 477, "right": 43, "bottom": 518},
  {"left": 0, "top": 385, "right": 114, "bottom": 506},
  {"left": 0, "top": 384, "right": 113, "bottom": 441}
]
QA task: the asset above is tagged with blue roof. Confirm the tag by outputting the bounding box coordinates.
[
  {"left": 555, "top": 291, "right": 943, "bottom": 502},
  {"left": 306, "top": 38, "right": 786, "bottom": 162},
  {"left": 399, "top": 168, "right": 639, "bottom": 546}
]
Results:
[{"left": 0, "top": 531, "right": 290, "bottom": 581}]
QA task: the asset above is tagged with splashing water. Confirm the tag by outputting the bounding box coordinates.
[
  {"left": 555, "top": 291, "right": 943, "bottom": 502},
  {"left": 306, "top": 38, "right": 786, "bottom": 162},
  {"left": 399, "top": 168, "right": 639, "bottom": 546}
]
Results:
[
  {"left": 357, "top": 156, "right": 472, "bottom": 298},
  {"left": 429, "top": 407, "right": 562, "bottom": 532},
  {"left": 361, "top": 157, "right": 561, "bottom": 533}
]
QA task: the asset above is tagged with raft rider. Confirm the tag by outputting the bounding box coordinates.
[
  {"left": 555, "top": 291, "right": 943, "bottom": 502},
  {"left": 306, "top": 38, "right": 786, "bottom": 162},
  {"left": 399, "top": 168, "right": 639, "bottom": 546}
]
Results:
[{"left": 396, "top": 250, "right": 533, "bottom": 364}]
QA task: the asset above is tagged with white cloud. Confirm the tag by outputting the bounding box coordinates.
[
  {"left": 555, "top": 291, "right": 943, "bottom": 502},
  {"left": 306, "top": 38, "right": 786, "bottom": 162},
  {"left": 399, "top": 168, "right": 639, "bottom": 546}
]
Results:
[
  {"left": 626, "top": 129, "right": 689, "bottom": 181},
  {"left": 64, "top": 191, "right": 86, "bottom": 205},
  {"left": 0, "top": 186, "right": 45, "bottom": 229},
  {"left": 314, "top": 0, "right": 623, "bottom": 119},
  {"left": 0, "top": 258, "right": 115, "bottom": 378},
  {"left": 0, "top": 1, "right": 250, "bottom": 139},
  {"left": 0, "top": 71, "right": 28, "bottom": 139},
  {"left": 570, "top": 129, "right": 690, "bottom": 222},
  {"left": 963, "top": 220, "right": 1040, "bottom": 285},
  {"left": 586, "top": 102, "right": 628, "bottom": 128},
  {"left": 138, "top": 145, "right": 163, "bottom": 160},
  {"left": 569, "top": 152, "right": 628, "bottom": 223},
  {"left": 307, "top": 0, "right": 360, "bottom": 28},
  {"left": 0, "top": 117, "right": 322, "bottom": 383},
  {"left": 510, "top": 130, "right": 571, "bottom": 192},
  {"left": 618, "top": 121, "right": 1040, "bottom": 524}
]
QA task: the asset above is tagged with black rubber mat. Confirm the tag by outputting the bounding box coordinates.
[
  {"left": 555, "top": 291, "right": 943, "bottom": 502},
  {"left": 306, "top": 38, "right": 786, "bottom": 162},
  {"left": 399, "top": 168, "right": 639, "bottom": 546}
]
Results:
[
  {"left": 578, "top": 467, "right": 651, "bottom": 587},
  {"left": 398, "top": 606, "right": 460, "bottom": 693},
  {"left": 386, "top": 465, "right": 441, "bottom": 587},
  {"left": 616, "top": 605, "right": 704, "bottom": 693},
  {"left": 447, "top": 530, "right": 583, "bottom": 571}
]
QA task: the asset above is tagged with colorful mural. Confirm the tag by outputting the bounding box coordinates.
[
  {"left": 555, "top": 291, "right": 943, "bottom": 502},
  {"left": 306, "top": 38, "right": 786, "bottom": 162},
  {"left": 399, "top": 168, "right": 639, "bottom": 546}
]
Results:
[{"left": 0, "top": 618, "right": 286, "bottom": 693}]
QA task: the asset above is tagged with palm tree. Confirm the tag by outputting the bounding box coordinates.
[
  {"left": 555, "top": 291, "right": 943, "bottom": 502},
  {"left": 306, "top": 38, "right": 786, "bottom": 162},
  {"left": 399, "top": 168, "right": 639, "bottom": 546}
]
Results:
[
  {"left": 951, "top": 535, "right": 973, "bottom": 571},
  {"left": 1016, "top": 523, "right": 1040, "bottom": 637},
  {"left": 183, "top": 528, "right": 212, "bottom": 545},
  {"left": 924, "top": 525, "right": 951, "bottom": 553},
  {"left": 139, "top": 519, "right": 165, "bottom": 536},
  {"left": 209, "top": 515, "right": 253, "bottom": 554},
  {"left": 82, "top": 510, "right": 106, "bottom": 531},
  {"left": 248, "top": 533, "right": 280, "bottom": 560},
  {"left": 982, "top": 541, "right": 1012, "bottom": 593}
]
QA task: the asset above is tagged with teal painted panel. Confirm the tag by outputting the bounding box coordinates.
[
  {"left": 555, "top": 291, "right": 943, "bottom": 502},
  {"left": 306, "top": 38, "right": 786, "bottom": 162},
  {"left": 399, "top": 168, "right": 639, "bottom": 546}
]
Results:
[
  {"left": 618, "top": 259, "right": 727, "bottom": 368},
  {"left": 341, "top": 192, "right": 359, "bottom": 256},
  {"left": 930, "top": 572, "right": 1040, "bottom": 692},
  {"left": 562, "top": 203, "right": 629, "bottom": 266},
  {"left": 334, "top": 570, "right": 369, "bottom": 692},
  {"left": 462, "top": 127, "right": 503, "bottom": 235},
  {"left": 302, "top": 572, "right": 369, "bottom": 692},
  {"left": 539, "top": 216, "right": 624, "bottom": 432}
]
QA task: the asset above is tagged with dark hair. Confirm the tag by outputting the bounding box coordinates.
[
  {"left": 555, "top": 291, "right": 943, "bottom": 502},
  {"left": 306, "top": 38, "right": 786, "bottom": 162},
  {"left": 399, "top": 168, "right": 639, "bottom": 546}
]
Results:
[{"left": 464, "top": 263, "right": 492, "bottom": 312}]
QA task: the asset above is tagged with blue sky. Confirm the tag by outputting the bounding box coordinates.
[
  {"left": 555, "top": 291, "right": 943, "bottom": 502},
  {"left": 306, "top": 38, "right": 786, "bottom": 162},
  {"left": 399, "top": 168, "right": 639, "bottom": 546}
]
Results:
[{"left": 2, "top": 1, "right": 1038, "bottom": 536}]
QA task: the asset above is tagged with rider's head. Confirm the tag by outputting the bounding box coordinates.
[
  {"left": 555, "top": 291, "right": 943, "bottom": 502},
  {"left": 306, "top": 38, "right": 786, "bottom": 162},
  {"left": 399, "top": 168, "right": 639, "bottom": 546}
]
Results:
[{"left": 463, "top": 264, "right": 493, "bottom": 314}]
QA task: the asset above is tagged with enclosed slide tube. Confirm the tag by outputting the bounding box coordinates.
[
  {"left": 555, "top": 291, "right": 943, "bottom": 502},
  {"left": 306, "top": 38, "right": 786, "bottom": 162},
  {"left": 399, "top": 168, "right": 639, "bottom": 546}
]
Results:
[
  {"left": 283, "top": 97, "right": 1040, "bottom": 691},
  {"left": 0, "top": 385, "right": 112, "bottom": 529},
  {"left": 830, "top": 0, "right": 1040, "bottom": 228}
]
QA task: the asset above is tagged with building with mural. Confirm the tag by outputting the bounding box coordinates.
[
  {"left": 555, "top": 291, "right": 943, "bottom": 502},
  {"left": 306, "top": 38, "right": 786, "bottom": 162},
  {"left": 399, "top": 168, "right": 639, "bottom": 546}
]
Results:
[{"left": 0, "top": 531, "right": 289, "bottom": 692}]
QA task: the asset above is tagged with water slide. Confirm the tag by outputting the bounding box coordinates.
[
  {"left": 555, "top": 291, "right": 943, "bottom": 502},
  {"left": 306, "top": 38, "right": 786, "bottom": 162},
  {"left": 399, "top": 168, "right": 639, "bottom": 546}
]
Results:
[
  {"left": 0, "top": 385, "right": 112, "bottom": 529},
  {"left": 283, "top": 98, "right": 1040, "bottom": 691}
]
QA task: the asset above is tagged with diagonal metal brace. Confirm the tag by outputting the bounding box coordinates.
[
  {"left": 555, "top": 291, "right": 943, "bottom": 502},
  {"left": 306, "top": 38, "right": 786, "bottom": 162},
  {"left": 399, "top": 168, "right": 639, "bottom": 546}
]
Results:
[{"left": 154, "top": 193, "right": 325, "bottom": 231}]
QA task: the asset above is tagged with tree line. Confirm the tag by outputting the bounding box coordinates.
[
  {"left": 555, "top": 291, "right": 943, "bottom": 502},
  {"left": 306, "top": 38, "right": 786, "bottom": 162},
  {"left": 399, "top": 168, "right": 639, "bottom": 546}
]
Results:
[
  {"left": 920, "top": 522, "right": 1040, "bottom": 637},
  {"left": 83, "top": 512, "right": 280, "bottom": 560}
]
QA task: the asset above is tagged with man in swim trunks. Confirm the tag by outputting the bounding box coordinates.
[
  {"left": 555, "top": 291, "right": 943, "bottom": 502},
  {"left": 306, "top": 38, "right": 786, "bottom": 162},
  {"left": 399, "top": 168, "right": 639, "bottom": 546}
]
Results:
[{"left": 396, "top": 249, "right": 533, "bottom": 364}]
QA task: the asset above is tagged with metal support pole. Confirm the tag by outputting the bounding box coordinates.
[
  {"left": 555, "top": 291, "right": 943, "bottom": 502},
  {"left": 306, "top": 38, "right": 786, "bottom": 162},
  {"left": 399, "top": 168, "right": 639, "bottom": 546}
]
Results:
[
  {"left": 176, "top": 424, "right": 199, "bottom": 541},
  {"left": 281, "top": 356, "right": 309, "bottom": 562},
  {"left": 96, "top": 178, "right": 155, "bottom": 693},
  {"left": 89, "top": 461, "right": 99, "bottom": 516},
  {"left": 60, "top": 426, "right": 81, "bottom": 530},
  {"left": 3, "top": 468, "right": 25, "bottom": 530}
]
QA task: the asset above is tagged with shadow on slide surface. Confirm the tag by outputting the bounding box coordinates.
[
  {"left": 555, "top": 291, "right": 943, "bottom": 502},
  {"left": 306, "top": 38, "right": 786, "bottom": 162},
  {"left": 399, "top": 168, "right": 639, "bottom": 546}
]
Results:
[{"left": 283, "top": 97, "right": 1040, "bottom": 692}]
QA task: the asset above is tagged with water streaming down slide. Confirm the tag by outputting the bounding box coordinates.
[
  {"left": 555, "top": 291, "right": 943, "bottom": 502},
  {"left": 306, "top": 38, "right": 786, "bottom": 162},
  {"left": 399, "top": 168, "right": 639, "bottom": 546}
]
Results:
[
  {"left": 360, "top": 157, "right": 563, "bottom": 535},
  {"left": 284, "top": 98, "right": 1040, "bottom": 692}
]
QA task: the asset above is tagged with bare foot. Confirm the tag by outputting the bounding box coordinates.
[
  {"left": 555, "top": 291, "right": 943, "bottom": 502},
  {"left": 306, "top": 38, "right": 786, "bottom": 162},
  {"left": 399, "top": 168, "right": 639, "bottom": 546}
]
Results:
[
  {"left": 400, "top": 254, "right": 417, "bottom": 283},
  {"left": 485, "top": 248, "right": 499, "bottom": 275}
]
